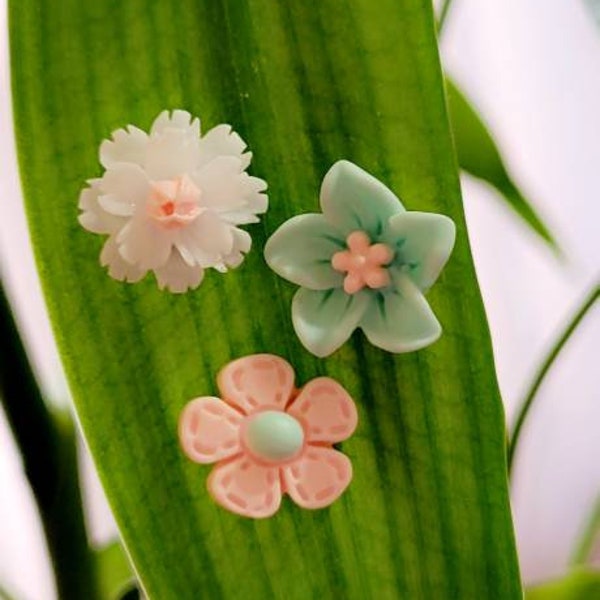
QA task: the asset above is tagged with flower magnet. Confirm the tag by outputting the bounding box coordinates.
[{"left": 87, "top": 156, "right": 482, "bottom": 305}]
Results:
[
  {"left": 79, "top": 110, "right": 268, "bottom": 293},
  {"left": 179, "top": 354, "right": 358, "bottom": 519},
  {"left": 264, "top": 160, "right": 455, "bottom": 357}
]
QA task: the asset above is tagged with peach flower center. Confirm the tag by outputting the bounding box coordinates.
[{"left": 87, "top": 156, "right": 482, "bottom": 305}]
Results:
[
  {"left": 147, "top": 174, "right": 202, "bottom": 230},
  {"left": 331, "top": 230, "right": 394, "bottom": 294}
]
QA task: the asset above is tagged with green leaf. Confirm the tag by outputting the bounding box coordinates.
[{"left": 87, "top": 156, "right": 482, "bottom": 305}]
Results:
[
  {"left": 94, "top": 542, "right": 135, "bottom": 600},
  {"left": 9, "top": 1, "right": 521, "bottom": 598},
  {"left": 526, "top": 570, "right": 600, "bottom": 600},
  {"left": 446, "top": 78, "right": 560, "bottom": 251}
]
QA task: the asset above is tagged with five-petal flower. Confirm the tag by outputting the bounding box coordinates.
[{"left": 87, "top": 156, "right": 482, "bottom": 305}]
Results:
[
  {"left": 79, "top": 110, "right": 268, "bottom": 293},
  {"left": 264, "top": 160, "right": 455, "bottom": 357},
  {"left": 179, "top": 354, "right": 357, "bottom": 518}
]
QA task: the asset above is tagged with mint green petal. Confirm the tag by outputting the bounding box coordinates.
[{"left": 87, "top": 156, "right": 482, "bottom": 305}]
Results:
[
  {"left": 320, "top": 160, "right": 404, "bottom": 236},
  {"left": 292, "top": 287, "right": 370, "bottom": 357},
  {"left": 264, "top": 214, "right": 345, "bottom": 290},
  {"left": 360, "top": 275, "right": 441, "bottom": 353},
  {"left": 383, "top": 211, "right": 456, "bottom": 291}
]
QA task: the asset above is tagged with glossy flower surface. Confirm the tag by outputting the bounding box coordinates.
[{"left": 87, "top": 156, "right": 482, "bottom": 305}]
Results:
[
  {"left": 264, "top": 160, "right": 455, "bottom": 356},
  {"left": 179, "top": 354, "right": 357, "bottom": 519},
  {"left": 79, "top": 110, "right": 267, "bottom": 292}
]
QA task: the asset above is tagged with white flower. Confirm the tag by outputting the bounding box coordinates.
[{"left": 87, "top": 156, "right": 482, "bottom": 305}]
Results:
[{"left": 78, "top": 110, "right": 268, "bottom": 293}]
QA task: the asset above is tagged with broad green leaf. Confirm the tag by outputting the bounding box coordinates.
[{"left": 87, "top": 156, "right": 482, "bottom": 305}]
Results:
[
  {"left": 446, "top": 78, "right": 560, "bottom": 251},
  {"left": 9, "top": 1, "right": 521, "bottom": 598},
  {"left": 526, "top": 570, "right": 600, "bottom": 600},
  {"left": 94, "top": 542, "right": 135, "bottom": 600}
]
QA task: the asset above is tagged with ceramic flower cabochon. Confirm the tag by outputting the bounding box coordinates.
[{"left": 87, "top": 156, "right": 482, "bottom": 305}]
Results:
[
  {"left": 264, "top": 160, "right": 456, "bottom": 357},
  {"left": 79, "top": 110, "right": 268, "bottom": 293},
  {"left": 179, "top": 354, "right": 358, "bottom": 518}
]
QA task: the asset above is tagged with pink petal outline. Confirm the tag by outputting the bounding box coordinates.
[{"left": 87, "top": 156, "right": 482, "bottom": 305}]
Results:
[
  {"left": 179, "top": 397, "right": 243, "bottom": 464},
  {"left": 287, "top": 377, "right": 358, "bottom": 444},
  {"left": 217, "top": 354, "right": 295, "bottom": 415},
  {"left": 208, "top": 455, "right": 282, "bottom": 518},
  {"left": 282, "top": 446, "right": 352, "bottom": 509}
]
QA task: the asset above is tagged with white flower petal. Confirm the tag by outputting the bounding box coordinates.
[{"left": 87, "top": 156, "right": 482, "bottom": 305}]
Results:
[
  {"left": 99, "top": 125, "right": 148, "bottom": 169},
  {"left": 78, "top": 180, "right": 127, "bottom": 234},
  {"left": 100, "top": 238, "right": 146, "bottom": 283},
  {"left": 145, "top": 127, "right": 201, "bottom": 180},
  {"left": 222, "top": 227, "right": 252, "bottom": 268},
  {"left": 193, "top": 159, "right": 268, "bottom": 225},
  {"left": 198, "top": 123, "right": 251, "bottom": 169},
  {"left": 117, "top": 216, "right": 173, "bottom": 270},
  {"left": 98, "top": 163, "right": 150, "bottom": 213},
  {"left": 150, "top": 109, "right": 200, "bottom": 138},
  {"left": 153, "top": 250, "right": 205, "bottom": 293},
  {"left": 174, "top": 211, "right": 234, "bottom": 268}
]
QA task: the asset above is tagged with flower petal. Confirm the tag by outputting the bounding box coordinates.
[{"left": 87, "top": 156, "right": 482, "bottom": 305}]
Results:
[
  {"left": 382, "top": 212, "right": 456, "bottom": 291},
  {"left": 174, "top": 210, "right": 234, "bottom": 268},
  {"left": 99, "top": 125, "right": 148, "bottom": 169},
  {"left": 179, "top": 397, "right": 243, "bottom": 464},
  {"left": 221, "top": 227, "right": 252, "bottom": 269},
  {"left": 198, "top": 123, "right": 251, "bottom": 170},
  {"left": 360, "top": 275, "right": 441, "bottom": 353},
  {"left": 218, "top": 174, "right": 268, "bottom": 225},
  {"left": 99, "top": 238, "right": 146, "bottom": 283},
  {"left": 78, "top": 181, "right": 127, "bottom": 235},
  {"left": 146, "top": 126, "right": 201, "bottom": 180},
  {"left": 153, "top": 250, "right": 205, "bottom": 293},
  {"left": 150, "top": 109, "right": 200, "bottom": 139},
  {"left": 117, "top": 216, "right": 173, "bottom": 270},
  {"left": 192, "top": 156, "right": 249, "bottom": 213},
  {"left": 98, "top": 163, "right": 150, "bottom": 213},
  {"left": 264, "top": 214, "right": 345, "bottom": 290},
  {"left": 320, "top": 160, "right": 404, "bottom": 236},
  {"left": 282, "top": 446, "right": 352, "bottom": 509},
  {"left": 287, "top": 377, "right": 357, "bottom": 444},
  {"left": 207, "top": 455, "right": 281, "bottom": 518},
  {"left": 217, "top": 354, "right": 295, "bottom": 414},
  {"left": 291, "top": 287, "right": 370, "bottom": 358}
]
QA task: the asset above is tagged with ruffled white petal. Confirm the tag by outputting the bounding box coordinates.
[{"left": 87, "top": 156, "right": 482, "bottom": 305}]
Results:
[
  {"left": 145, "top": 127, "right": 201, "bottom": 180},
  {"left": 153, "top": 250, "right": 205, "bottom": 293},
  {"left": 174, "top": 210, "right": 234, "bottom": 268},
  {"left": 100, "top": 238, "right": 146, "bottom": 283},
  {"left": 117, "top": 215, "right": 173, "bottom": 270},
  {"left": 78, "top": 180, "right": 127, "bottom": 235},
  {"left": 98, "top": 163, "right": 150, "bottom": 214},
  {"left": 150, "top": 109, "right": 200, "bottom": 138},
  {"left": 198, "top": 123, "right": 251, "bottom": 170},
  {"left": 193, "top": 158, "right": 268, "bottom": 224},
  {"left": 99, "top": 125, "right": 148, "bottom": 169},
  {"left": 222, "top": 227, "right": 252, "bottom": 269},
  {"left": 219, "top": 174, "right": 268, "bottom": 225}
]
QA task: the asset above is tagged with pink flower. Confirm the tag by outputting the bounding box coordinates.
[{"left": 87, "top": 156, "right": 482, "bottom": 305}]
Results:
[{"left": 179, "top": 354, "right": 358, "bottom": 518}]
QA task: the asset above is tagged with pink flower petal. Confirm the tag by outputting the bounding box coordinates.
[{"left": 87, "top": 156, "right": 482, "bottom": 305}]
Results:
[
  {"left": 179, "top": 397, "right": 243, "bottom": 464},
  {"left": 282, "top": 447, "right": 352, "bottom": 509},
  {"left": 208, "top": 455, "right": 282, "bottom": 518},
  {"left": 218, "top": 354, "right": 295, "bottom": 414},
  {"left": 287, "top": 377, "right": 358, "bottom": 444}
]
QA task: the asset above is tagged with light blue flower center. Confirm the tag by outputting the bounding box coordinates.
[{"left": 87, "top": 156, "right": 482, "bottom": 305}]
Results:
[{"left": 244, "top": 411, "right": 305, "bottom": 462}]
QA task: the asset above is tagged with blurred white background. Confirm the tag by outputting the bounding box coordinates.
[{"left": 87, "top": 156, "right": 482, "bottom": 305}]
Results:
[{"left": 1, "top": 0, "right": 599, "bottom": 598}]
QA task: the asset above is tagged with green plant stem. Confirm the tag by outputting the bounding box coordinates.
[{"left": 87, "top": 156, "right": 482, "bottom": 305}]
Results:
[
  {"left": 508, "top": 285, "right": 600, "bottom": 474},
  {"left": 0, "top": 281, "right": 99, "bottom": 600},
  {"left": 570, "top": 496, "right": 600, "bottom": 567},
  {"left": 438, "top": 0, "right": 454, "bottom": 33}
]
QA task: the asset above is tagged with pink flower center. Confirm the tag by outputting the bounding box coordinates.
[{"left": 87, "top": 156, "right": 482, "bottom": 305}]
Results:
[
  {"left": 147, "top": 174, "right": 202, "bottom": 229},
  {"left": 331, "top": 231, "right": 394, "bottom": 294}
]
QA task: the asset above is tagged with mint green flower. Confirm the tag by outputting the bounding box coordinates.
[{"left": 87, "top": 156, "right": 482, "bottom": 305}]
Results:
[{"left": 264, "top": 160, "right": 456, "bottom": 357}]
